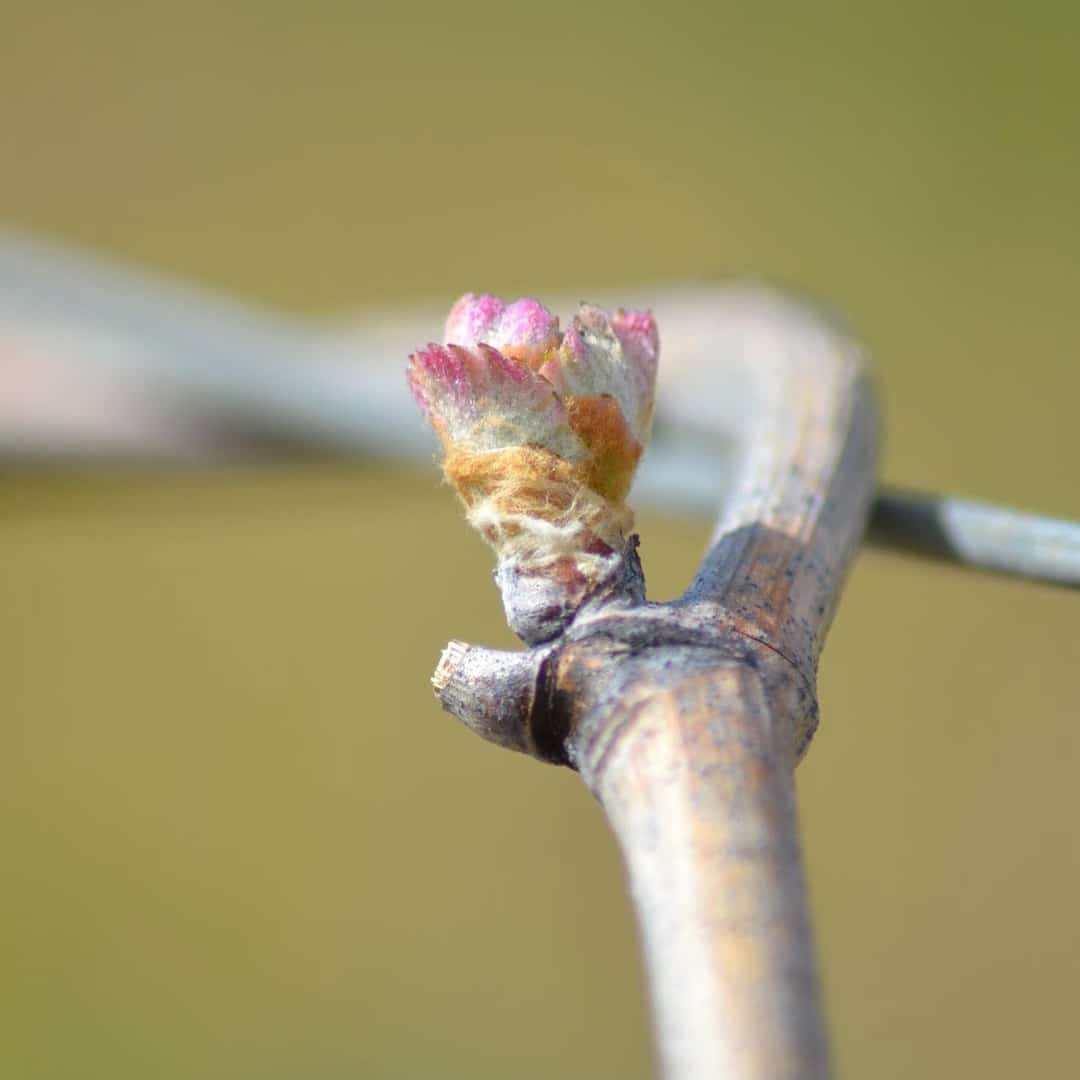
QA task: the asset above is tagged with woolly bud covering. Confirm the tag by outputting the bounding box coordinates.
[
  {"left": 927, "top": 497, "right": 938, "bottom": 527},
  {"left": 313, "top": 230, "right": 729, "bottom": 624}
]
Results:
[{"left": 408, "top": 293, "right": 658, "bottom": 643}]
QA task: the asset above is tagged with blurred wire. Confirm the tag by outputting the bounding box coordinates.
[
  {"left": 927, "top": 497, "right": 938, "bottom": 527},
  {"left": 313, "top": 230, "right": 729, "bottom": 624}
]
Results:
[
  {"left": 870, "top": 491, "right": 1080, "bottom": 589},
  {"left": 2, "top": 228, "right": 1078, "bottom": 590}
]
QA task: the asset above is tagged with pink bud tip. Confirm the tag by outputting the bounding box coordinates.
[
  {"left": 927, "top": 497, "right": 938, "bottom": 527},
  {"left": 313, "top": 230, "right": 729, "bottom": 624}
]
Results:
[
  {"left": 444, "top": 294, "right": 506, "bottom": 345},
  {"left": 613, "top": 308, "right": 659, "bottom": 373},
  {"left": 406, "top": 343, "right": 468, "bottom": 416},
  {"left": 445, "top": 294, "right": 560, "bottom": 358}
]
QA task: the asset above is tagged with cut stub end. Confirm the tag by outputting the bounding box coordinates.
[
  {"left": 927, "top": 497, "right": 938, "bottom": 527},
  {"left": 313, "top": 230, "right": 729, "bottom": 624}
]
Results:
[{"left": 431, "top": 640, "right": 569, "bottom": 764}]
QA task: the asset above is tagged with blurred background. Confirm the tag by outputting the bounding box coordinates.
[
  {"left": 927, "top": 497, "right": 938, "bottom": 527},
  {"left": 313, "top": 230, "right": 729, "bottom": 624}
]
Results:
[{"left": 2, "top": 3, "right": 1079, "bottom": 1077}]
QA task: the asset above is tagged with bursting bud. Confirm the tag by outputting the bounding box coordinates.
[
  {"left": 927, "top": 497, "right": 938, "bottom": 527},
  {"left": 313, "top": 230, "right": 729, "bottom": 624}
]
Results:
[{"left": 408, "top": 294, "right": 658, "bottom": 643}]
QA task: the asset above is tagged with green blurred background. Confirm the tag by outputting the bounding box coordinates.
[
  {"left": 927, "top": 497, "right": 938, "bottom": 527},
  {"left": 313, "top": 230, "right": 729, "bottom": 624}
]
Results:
[{"left": 3, "top": 3, "right": 1079, "bottom": 1077}]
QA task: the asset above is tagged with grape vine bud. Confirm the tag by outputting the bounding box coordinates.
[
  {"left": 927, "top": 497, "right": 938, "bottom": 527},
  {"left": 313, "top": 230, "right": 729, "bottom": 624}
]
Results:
[{"left": 408, "top": 294, "right": 658, "bottom": 643}]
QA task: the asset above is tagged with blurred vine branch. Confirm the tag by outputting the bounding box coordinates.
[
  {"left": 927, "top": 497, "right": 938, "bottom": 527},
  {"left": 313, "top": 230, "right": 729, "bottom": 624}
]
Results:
[{"left": 2, "top": 228, "right": 1077, "bottom": 590}]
